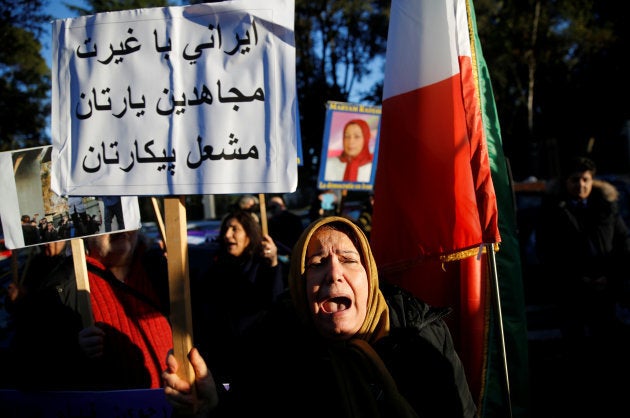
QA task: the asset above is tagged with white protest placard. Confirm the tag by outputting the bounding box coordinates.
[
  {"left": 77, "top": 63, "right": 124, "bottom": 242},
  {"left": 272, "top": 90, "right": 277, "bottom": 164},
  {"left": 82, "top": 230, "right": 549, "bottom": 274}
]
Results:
[{"left": 51, "top": 0, "right": 297, "bottom": 196}]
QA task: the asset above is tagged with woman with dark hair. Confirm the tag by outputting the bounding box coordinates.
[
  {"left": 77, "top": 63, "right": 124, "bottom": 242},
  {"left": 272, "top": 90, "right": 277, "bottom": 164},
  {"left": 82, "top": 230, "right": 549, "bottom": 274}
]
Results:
[
  {"left": 325, "top": 118, "right": 374, "bottom": 182},
  {"left": 191, "top": 210, "right": 284, "bottom": 386}
]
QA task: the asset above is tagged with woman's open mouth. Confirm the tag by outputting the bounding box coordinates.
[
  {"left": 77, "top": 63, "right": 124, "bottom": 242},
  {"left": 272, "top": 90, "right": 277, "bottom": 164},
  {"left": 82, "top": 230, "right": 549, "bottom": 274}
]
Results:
[{"left": 320, "top": 297, "right": 351, "bottom": 313}]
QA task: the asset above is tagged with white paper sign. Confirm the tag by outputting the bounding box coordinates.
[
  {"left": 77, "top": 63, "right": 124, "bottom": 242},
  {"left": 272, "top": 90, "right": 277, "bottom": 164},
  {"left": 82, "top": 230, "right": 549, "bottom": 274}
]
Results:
[
  {"left": 51, "top": 0, "right": 297, "bottom": 196},
  {"left": 0, "top": 146, "right": 141, "bottom": 250}
]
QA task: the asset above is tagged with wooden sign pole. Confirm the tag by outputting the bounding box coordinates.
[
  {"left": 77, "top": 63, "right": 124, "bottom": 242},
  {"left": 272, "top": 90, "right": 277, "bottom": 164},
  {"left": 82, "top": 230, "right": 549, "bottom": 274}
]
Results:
[
  {"left": 258, "top": 193, "right": 267, "bottom": 235},
  {"left": 71, "top": 238, "right": 94, "bottom": 328},
  {"left": 164, "top": 196, "right": 195, "bottom": 384}
]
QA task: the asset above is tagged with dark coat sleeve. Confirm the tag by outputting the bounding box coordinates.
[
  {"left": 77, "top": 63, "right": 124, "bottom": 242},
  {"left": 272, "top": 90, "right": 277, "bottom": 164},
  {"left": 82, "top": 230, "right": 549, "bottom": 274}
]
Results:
[
  {"left": 8, "top": 258, "right": 89, "bottom": 390},
  {"left": 379, "top": 283, "right": 478, "bottom": 418}
]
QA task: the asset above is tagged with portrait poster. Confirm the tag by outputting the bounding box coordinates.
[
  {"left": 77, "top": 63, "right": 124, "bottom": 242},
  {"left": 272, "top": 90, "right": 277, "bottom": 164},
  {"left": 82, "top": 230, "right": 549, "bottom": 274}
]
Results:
[
  {"left": 317, "top": 101, "right": 381, "bottom": 191},
  {"left": 0, "top": 146, "right": 141, "bottom": 250},
  {"left": 51, "top": 0, "right": 298, "bottom": 197}
]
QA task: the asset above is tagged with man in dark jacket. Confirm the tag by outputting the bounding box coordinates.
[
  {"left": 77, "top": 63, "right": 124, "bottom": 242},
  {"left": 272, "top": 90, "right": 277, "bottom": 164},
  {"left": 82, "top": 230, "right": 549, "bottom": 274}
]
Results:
[
  {"left": 536, "top": 156, "right": 630, "bottom": 346},
  {"left": 267, "top": 195, "right": 304, "bottom": 254}
]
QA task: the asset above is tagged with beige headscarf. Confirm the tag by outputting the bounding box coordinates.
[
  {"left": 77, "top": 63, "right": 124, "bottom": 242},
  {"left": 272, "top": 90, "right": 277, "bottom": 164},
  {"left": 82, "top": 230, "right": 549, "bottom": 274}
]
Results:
[
  {"left": 288, "top": 216, "right": 418, "bottom": 417},
  {"left": 288, "top": 216, "right": 389, "bottom": 343}
]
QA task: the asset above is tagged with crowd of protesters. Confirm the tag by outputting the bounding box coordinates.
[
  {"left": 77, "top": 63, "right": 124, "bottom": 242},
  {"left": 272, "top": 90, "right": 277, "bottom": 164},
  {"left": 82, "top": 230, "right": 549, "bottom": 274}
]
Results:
[{"left": 4, "top": 183, "right": 627, "bottom": 416}]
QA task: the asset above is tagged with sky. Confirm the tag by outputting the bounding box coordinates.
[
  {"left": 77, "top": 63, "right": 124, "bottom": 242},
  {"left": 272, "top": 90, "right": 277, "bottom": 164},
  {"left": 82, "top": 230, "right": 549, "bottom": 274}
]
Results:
[
  {"left": 42, "top": 0, "right": 88, "bottom": 66},
  {"left": 45, "top": 0, "right": 87, "bottom": 19}
]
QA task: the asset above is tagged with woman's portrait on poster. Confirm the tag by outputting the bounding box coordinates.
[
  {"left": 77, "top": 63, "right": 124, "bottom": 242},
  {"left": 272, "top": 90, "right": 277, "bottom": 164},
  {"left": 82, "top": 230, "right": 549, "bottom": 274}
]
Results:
[{"left": 324, "top": 116, "right": 377, "bottom": 183}]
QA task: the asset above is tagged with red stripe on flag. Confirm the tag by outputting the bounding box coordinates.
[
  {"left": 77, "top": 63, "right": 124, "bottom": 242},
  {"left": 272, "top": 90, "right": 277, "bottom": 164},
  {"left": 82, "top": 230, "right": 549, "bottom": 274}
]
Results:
[{"left": 371, "top": 70, "right": 486, "bottom": 267}]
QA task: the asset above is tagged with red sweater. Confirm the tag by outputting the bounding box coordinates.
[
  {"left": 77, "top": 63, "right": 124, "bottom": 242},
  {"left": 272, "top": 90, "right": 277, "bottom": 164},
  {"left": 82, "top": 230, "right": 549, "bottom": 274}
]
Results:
[{"left": 87, "top": 256, "right": 172, "bottom": 388}]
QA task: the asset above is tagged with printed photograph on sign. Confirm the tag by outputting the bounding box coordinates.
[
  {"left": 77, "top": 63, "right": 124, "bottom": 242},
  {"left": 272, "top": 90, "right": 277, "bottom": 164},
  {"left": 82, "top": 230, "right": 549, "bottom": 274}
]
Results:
[
  {"left": 317, "top": 101, "right": 381, "bottom": 191},
  {"left": 0, "top": 146, "right": 141, "bottom": 249}
]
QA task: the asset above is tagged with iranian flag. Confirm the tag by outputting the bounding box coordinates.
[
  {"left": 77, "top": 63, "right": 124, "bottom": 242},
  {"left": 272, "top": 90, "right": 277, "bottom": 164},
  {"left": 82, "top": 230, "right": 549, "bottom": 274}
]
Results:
[{"left": 371, "top": 0, "right": 529, "bottom": 415}]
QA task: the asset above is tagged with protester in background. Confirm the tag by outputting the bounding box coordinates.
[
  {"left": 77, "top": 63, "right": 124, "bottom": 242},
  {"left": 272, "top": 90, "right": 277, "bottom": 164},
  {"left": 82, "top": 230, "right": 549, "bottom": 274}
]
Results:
[
  {"left": 20, "top": 215, "right": 40, "bottom": 245},
  {"left": 87, "top": 213, "right": 101, "bottom": 235},
  {"left": 101, "top": 196, "right": 125, "bottom": 232},
  {"left": 267, "top": 195, "right": 304, "bottom": 255},
  {"left": 356, "top": 193, "right": 375, "bottom": 240},
  {"left": 318, "top": 189, "right": 338, "bottom": 217},
  {"left": 267, "top": 195, "right": 305, "bottom": 286},
  {"left": 324, "top": 118, "right": 374, "bottom": 182},
  {"left": 40, "top": 220, "right": 59, "bottom": 242},
  {"left": 0, "top": 240, "right": 70, "bottom": 389},
  {"left": 57, "top": 214, "right": 72, "bottom": 239},
  {"left": 9, "top": 230, "right": 172, "bottom": 390},
  {"left": 164, "top": 216, "right": 476, "bottom": 417},
  {"left": 4, "top": 241, "right": 69, "bottom": 314},
  {"left": 237, "top": 194, "right": 260, "bottom": 223},
  {"left": 190, "top": 210, "right": 284, "bottom": 385},
  {"left": 68, "top": 196, "right": 89, "bottom": 237},
  {"left": 536, "top": 156, "right": 630, "bottom": 352},
  {"left": 37, "top": 217, "right": 49, "bottom": 240}
]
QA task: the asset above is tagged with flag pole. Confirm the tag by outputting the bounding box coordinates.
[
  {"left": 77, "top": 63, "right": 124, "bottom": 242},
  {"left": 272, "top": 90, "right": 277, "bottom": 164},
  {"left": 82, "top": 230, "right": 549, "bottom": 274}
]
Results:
[{"left": 486, "top": 243, "right": 513, "bottom": 417}]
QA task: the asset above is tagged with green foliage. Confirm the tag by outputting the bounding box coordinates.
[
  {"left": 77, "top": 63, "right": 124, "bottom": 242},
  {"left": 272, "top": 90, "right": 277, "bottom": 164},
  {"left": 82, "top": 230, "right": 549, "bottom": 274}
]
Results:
[
  {"left": 474, "top": 0, "right": 630, "bottom": 177},
  {"left": 0, "top": 0, "right": 51, "bottom": 151},
  {"left": 294, "top": 0, "right": 389, "bottom": 187}
]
